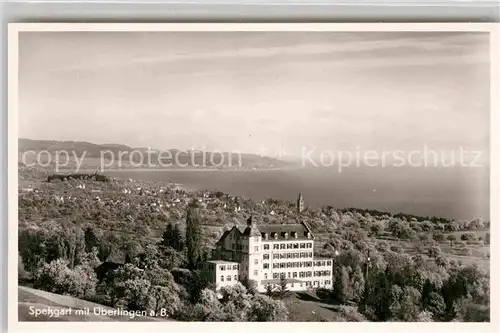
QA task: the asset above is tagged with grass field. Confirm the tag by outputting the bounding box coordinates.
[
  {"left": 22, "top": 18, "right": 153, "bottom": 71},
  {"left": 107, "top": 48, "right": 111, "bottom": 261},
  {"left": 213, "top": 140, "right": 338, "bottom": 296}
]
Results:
[{"left": 284, "top": 291, "right": 365, "bottom": 322}]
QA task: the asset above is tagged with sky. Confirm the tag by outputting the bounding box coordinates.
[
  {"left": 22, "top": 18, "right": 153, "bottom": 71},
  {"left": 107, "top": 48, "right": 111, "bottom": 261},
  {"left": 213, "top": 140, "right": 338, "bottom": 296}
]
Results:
[{"left": 19, "top": 31, "right": 490, "bottom": 157}]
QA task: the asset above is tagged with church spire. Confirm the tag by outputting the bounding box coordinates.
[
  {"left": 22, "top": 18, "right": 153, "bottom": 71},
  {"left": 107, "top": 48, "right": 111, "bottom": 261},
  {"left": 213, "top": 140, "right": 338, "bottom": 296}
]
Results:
[{"left": 297, "top": 193, "right": 304, "bottom": 213}]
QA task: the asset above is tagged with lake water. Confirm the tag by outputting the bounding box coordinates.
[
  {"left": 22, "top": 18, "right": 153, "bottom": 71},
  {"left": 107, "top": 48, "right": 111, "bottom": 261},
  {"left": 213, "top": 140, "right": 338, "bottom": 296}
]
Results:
[{"left": 107, "top": 165, "right": 489, "bottom": 221}]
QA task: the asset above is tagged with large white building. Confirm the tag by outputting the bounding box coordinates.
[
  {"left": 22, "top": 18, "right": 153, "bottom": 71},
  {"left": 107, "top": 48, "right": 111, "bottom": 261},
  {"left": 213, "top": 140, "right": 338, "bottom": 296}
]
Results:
[{"left": 202, "top": 216, "right": 333, "bottom": 293}]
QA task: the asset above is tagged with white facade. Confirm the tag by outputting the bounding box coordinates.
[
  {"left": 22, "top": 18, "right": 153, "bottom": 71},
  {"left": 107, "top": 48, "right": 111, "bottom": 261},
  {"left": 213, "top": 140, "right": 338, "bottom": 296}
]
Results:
[{"left": 206, "top": 220, "right": 333, "bottom": 292}]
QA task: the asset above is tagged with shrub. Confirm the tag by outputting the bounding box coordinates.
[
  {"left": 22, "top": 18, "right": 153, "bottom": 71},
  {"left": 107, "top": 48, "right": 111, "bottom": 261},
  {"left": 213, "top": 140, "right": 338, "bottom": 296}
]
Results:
[
  {"left": 390, "top": 245, "right": 403, "bottom": 253},
  {"left": 428, "top": 246, "right": 441, "bottom": 258},
  {"left": 34, "top": 259, "right": 97, "bottom": 299},
  {"left": 461, "top": 233, "right": 476, "bottom": 241},
  {"left": 337, "top": 306, "right": 366, "bottom": 322}
]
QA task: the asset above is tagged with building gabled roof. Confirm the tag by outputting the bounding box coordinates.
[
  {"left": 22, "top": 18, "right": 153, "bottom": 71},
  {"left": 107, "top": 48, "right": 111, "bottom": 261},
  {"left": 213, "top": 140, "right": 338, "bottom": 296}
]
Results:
[
  {"left": 259, "top": 222, "right": 313, "bottom": 241},
  {"left": 216, "top": 221, "right": 314, "bottom": 244}
]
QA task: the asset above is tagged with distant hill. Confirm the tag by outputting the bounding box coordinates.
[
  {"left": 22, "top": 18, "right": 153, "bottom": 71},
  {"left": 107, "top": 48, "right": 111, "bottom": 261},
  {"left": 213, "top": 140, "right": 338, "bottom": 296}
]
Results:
[
  {"left": 18, "top": 138, "right": 296, "bottom": 170},
  {"left": 18, "top": 286, "right": 171, "bottom": 322}
]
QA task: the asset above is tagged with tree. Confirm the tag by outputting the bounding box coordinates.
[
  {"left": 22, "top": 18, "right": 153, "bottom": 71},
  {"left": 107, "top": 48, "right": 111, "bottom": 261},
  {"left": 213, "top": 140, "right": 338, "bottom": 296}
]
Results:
[
  {"left": 350, "top": 265, "right": 365, "bottom": 303},
  {"left": 159, "top": 246, "right": 186, "bottom": 270},
  {"left": 432, "top": 232, "right": 445, "bottom": 242},
  {"left": 34, "top": 258, "right": 97, "bottom": 299},
  {"left": 241, "top": 278, "right": 258, "bottom": 296},
  {"left": 160, "top": 223, "right": 185, "bottom": 252},
  {"left": 84, "top": 227, "right": 100, "bottom": 254},
  {"left": 447, "top": 234, "right": 457, "bottom": 247},
  {"left": 107, "top": 263, "right": 181, "bottom": 314},
  {"left": 460, "top": 233, "right": 476, "bottom": 242},
  {"left": 419, "top": 233, "right": 430, "bottom": 243},
  {"left": 184, "top": 270, "right": 210, "bottom": 304},
  {"left": 334, "top": 265, "right": 353, "bottom": 304},
  {"left": 185, "top": 203, "right": 202, "bottom": 269},
  {"left": 423, "top": 291, "right": 446, "bottom": 319},
  {"left": 249, "top": 294, "right": 288, "bottom": 321},
  {"left": 428, "top": 245, "right": 441, "bottom": 259},
  {"left": 276, "top": 275, "right": 291, "bottom": 299},
  {"left": 265, "top": 284, "right": 275, "bottom": 298},
  {"left": 370, "top": 223, "right": 383, "bottom": 237},
  {"left": 391, "top": 286, "right": 422, "bottom": 321}
]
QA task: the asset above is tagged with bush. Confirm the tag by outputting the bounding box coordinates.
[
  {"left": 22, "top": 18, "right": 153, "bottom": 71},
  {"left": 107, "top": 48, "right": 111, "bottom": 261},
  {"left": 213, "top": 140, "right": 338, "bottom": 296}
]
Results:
[
  {"left": 428, "top": 246, "right": 441, "bottom": 258},
  {"left": 432, "top": 233, "right": 445, "bottom": 242},
  {"left": 316, "top": 287, "right": 332, "bottom": 300},
  {"left": 34, "top": 259, "right": 97, "bottom": 299},
  {"left": 461, "top": 233, "right": 476, "bottom": 242},
  {"left": 337, "top": 306, "right": 366, "bottom": 322},
  {"left": 390, "top": 245, "right": 403, "bottom": 253}
]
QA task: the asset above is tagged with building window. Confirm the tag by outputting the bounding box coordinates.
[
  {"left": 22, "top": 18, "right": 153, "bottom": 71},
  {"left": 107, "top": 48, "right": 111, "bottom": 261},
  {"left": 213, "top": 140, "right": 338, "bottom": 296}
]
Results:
[
  {"left": 280, "top": 253, "right": 286, "bottom": 259},
  {"left": 327, "top": 261, "right": 332, "bottom": 266},
  {"left": 309, "top": 253, "right": 313, "bottom": 258},
  {"left": 254, "top": 246, "right": 259, "bottom": 252},
  {"left": 300, "top": 243, "right": 306, "bottom": 249},
  {"left": 300, "top": 253, "right": 305, "bottom": 258},
  {"left": 263, "top": 254, "right": 270, "bottom": 260},
  {"left": 273, "top": 244, "right": 279, "bottom": 250},
  {"left": 280, "top": 263, "right": 285, "bottom": 268},
  {"left": 280, "top": 244, "right": 286, "bottom": 249},
  {"left": 227, "top": 275, "right": 232, "bottom": 281},
  {"left": 280, "top": 273, "right": 285, "bottom": 278},
  {"left": 221, "top": 276, "right": 224, "bottom": 282},
  {"left": 273, "top": 273, "right": 279, "bottom": 279},
  {"left": 235, "top": 275, "right": 238, "bottom": 281},
  {"left": 299, "top": 272, "right": 305, "bottom": 278},
  {"left": 307, "top": 243, "right": 312, "bottom": 248},
  {"left": 325, "top": 280, "right": 330, "bottom": 285},
  {"left": 291, "top": 283, "right": 294, "bottom": 287},
  {"left": 263, "top": 263, "right": 269, "bottom": 269},
  {"left": 264, "top": 273, "right": 268, "bottom": 279},
  {"left": 294, "top": 253, "right": 299, "bottom": 259},
  {"left": 284, "top": 233, "right": 289, "bottom": 239},
  {"left": 286, "top": 262, "right": 291, "bottom": 268},
  {"left": 287, "top": 244, "right": 292, "bottom": 249},
  {"left": 273, "top": 254, "right": 279, "bottom": 259},
  {"left": 293, "top": 243, "right": 299, "bottom": 249},
  {"left": 233, "top": 265, "right": 238, "bottom": 270},
  {"left": 254, "top": 259, "right": 258, "bottom": 265},
  {"left": 264, "top": 244, "right": 270, "bottom": 250},
  {"left": 220, "top": 266, "right": 225, "bottom": 271},
  {"left": 287, "top": 272, "right": 291, "bottom": 278},
  {"left": 253, "top": 270, "right": 258, "bottom": 276},
  {"left": 273, "top": 263, "right": 278, "bottom": 268},
  {"left": 287, "top": 253, "right": 292, "bottom": 259},
  {"left": 293, "top": 272, "right": 297, "bottom": 278}
]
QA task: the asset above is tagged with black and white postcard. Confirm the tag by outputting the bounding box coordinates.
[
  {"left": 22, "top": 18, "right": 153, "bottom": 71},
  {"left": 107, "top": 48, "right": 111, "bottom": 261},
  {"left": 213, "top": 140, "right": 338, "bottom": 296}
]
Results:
[{"left": 7, "top": 23, "right": 499, "bottom": 332}]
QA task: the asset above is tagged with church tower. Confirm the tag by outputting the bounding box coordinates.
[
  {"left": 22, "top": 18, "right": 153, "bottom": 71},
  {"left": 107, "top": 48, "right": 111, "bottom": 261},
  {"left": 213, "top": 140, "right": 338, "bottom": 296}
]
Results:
[{"left": 297, "top": 193, "right": 304, "bottom": 213}]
